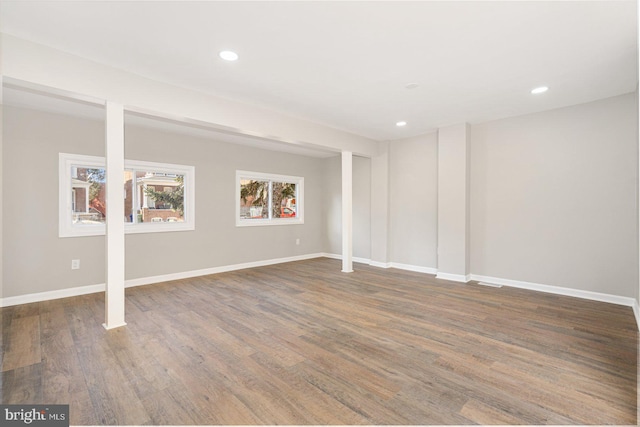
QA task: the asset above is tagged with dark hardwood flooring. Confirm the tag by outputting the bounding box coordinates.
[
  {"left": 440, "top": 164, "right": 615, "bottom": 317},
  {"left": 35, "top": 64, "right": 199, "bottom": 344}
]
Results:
[{"left": 1, "top": 258, "right": 638, "bottom": 425}]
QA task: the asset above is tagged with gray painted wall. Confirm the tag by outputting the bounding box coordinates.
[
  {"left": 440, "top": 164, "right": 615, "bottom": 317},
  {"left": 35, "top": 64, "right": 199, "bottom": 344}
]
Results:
[
  {"left": 437, "top": 124, "right": 470, "bottom": 277},
  {"left": 389, "top": 133, "right": 439, "bottom": 268},
  {"left": 124, "top": 125, "right": 325, "bottom": 280},
  {"left": 4, "top": 106, "right": 107, "bottom": 297},
  {"left": 3, "top": 92, "right": 638, "bottom": 301},
  {"left": 470, "top": 93, "right": 638, "bottom": 297},
  {"left": 322, "top": 155, "right": 341, "bottom": 256},
  {"left": 2, "top": 106, "right": 327, "bottom": 297},
  {"left": 384, "top": 93, "right": 637, "bottom": 298},
  {"left": 353, "top": 156, "right": 372, "bottom": 260},
  {"left": 370, "top": 142, "right": 390, "bottom": 265}
]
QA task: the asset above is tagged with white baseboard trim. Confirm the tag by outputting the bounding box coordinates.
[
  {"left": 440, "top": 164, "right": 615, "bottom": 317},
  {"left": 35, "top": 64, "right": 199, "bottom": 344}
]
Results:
[
  {"left": 0, "top": 253, "right": 326, "bottom": 308},
  {"left": 0, "top": 283, "right": 106, "bottom": 308},
  {"left": 3, "top": 253, "right": 638, "bottom": 328},
  {"left": 321, "top": 253, "right": 371, "bottom": 265},
  {"left": 125, "top": 252, "right": 325, "bottom": 288},
  {"left": 436, "top": 272, "right": 472, "bottom": 283},
  {"left": 323, "top": 255, "right": 439, "bottom": 275},
  {"left": 369, "top": 260, "right": 392, "bottom": 269},
  {"left": 321, "top": 256, "right": 439, "bottom": 276},
  {"left": 389, "top": 262, "right": 438, "bottom": 275},
  {"left": 477, "top": 281, "right": 503, "bottom": 288},
  {"left": 470, "top": 274, "right": 638, "bottom": 308},
  {"left": 364, "top": 260, "right": 638, "bottom": 314}
]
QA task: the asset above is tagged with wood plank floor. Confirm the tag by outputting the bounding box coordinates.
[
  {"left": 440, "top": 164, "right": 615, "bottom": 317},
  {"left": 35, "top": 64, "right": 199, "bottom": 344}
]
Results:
[{"left": 1, "top": 258, "right": 637, "bottom": 425}]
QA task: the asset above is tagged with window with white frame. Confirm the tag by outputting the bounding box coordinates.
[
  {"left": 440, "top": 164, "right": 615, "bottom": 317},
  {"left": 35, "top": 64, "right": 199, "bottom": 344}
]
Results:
[
  {"left": 59, "top": 153, "right": 195, "bottom": 237},
  {"left": 236, "top": 170, "right": 304, "bottom": 226}
]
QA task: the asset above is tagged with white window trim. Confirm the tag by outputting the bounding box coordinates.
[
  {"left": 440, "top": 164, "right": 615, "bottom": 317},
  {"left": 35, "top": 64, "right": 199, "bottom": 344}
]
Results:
[
  {"left": 59, "top": 153, "right": 195, "bottom": 237},
  {"left": 236, "top": 170, "right": 304, "bottom": 227}
]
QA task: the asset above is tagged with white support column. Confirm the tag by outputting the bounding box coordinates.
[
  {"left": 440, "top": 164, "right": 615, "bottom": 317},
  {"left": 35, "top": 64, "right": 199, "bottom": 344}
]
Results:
[
  {"left": 370, "top": 142, "right": 390, "bottom": 268},
  {"left": 84, "top": 187, "right": 89, "bottom": 213},
  {"left": 0, "top": 77, "right": 4, "bottom": 301},
  {"left": 637, "top": 1, "right": 640, "bottom": 334},
  {"left": 636, "top": 4, "right": 640, "bottom": 395},
  {"left": 436, "top": 123, "right": 471, "bottom": 282},
  {"left": 342, "top": 151, "right": 353, "bottom": 273},
  {"left": 103, "top": 102, "right": 126, "bottom": 330}
]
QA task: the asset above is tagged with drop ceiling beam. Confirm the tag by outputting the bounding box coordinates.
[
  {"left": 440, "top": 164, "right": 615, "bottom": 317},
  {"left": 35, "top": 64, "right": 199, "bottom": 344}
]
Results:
[{"left": 1, "top": 35, "right": 377, "bottom": 157}]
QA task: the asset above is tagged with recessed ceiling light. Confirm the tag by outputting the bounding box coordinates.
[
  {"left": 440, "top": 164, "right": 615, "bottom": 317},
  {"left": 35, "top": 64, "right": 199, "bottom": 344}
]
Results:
[
  {"left": 531, "top": 86, "right": 548, "bottom": 94},
  {"left": 396, "top": 121, "right": 407, "bottom": 127},
  {"left": 219, "top": 50, "right": 239, "bottom": 61}
]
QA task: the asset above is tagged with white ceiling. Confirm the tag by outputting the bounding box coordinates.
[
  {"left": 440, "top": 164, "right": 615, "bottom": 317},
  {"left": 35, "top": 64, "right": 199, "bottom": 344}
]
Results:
[{"left": 1, "top": 1, "right": 637, "bottom": 142}]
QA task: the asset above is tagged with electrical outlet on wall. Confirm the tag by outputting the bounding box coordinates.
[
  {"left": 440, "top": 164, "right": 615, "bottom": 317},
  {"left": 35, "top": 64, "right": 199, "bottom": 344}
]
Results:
[
  {"left": 71, "top": 259, "right": 80, "bottom": 270},
  {"left": 296, "top": 238, "right": 300, "bottom": 245}
]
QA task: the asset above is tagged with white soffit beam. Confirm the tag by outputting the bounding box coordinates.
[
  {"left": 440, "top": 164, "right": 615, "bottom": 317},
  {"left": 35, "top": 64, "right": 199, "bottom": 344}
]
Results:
[{"left": 1, "top": 35, "right": 378, "bottom": 157}]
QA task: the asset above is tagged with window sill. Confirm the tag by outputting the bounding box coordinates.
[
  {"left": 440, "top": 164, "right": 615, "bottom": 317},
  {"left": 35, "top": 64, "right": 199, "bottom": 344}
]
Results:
[
  {"left": 59, "top": 222, "right": 195, "bottom": 238},
  {"left": 236, "top": 218, "right": 304, "bottom": 227}
]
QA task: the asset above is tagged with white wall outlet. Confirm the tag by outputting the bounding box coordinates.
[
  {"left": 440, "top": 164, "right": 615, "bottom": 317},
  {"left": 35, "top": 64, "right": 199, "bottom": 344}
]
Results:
[
  {"left": 71, "top": 259, "right": 80, "bottom": 270},
  {"left": 296, "top": 238, "right": 300, "bottom": 245}
]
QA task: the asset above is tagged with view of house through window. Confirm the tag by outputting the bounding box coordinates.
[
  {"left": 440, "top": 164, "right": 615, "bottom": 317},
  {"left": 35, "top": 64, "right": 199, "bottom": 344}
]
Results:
[
  {"left": 60, "top": 153, "right": 195, "bottom": 237},
  {"left": 124, "top": 170, "right": 185, "bottom": 224},
  {"left": 237, "top": 171, "right": 303, "bottom": 226},
  {"left": 71, "top": 166, "right": 106, "bottom": 225}
]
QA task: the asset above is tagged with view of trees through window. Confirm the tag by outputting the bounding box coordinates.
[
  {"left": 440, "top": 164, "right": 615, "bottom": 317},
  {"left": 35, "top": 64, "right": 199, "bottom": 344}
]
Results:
[
  {"left": 239, "top": 179, "right": 297, "bottom": 220},
  {"left": 71, "top": 166, "right": 106, "bottom": 225},
  {"left": 240, "top": 179, "right": 269, "bottom": 219},
  {"left": 274, "top": 182, "right": 296, "bottom": 218}
]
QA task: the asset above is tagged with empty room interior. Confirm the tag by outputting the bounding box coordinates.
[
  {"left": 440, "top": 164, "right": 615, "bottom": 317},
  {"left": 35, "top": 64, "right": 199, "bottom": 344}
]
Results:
[{"left": 1, "top": 1, "right": 639, "bottom": 425}]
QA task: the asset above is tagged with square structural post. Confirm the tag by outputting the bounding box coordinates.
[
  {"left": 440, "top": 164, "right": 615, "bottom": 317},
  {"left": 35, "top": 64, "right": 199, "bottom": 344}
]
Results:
[
  {"left": 104, "top": 101, "right": 126, "bottom": 329},
  {"left": 342, "top": 150, "right": 353, "bottom": 273},
  {"left": 370, "top": 142, "right": 390, "bottom": 268},
  {"left": 436, "top": 123, "right": 470, "bottom": 282}
]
